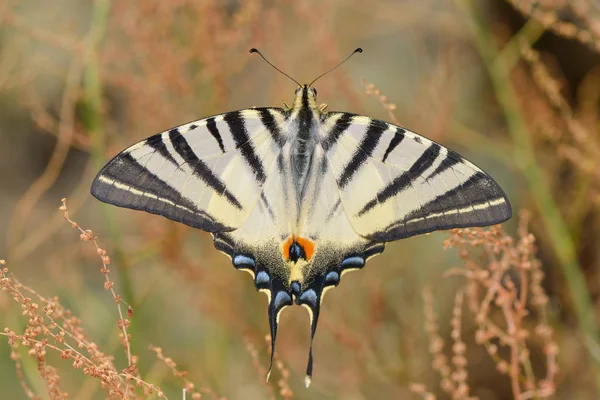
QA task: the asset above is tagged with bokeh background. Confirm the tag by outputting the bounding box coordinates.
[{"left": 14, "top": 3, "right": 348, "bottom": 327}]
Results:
[{"left": 1, "top": 0, "right": 599, "bottom": 398}]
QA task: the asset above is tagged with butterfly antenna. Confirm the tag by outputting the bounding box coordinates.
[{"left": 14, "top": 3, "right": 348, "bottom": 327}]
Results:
[
  {"left": 250, "top": 48, "right": 301, "bottom": 87},
  {"left": 308, "top": 48, "right": 363, "bottom": 87}
]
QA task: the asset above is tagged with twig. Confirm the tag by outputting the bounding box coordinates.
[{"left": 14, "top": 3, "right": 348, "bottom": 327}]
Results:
[
  {"left": 59, "top": 198, "right": 133, "bottom": 369},
  {"left": 6, "top": 57, "right": 81, "bottom": 256}
]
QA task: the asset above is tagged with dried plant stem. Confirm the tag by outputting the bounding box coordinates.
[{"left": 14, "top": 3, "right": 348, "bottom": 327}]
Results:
[
  {"left": 263, "top": 335, "right": 293, "bottom": 400},
  {"left": 83, "top": 0, "right": 111, "bottom": 170},
  {"left": 6, "top": 57, "right": 81, "bottom": 257},
  {"left": 506, "top": 0, "right": 600, "bottom": 52},
  {"left": 81, "top": 0, "right": 136, "bottom": 315},
  {"left": 244, "top": 336, "right": 277, "bottom": 400},
  {"left": 78, "top": 8, "right": 140, "bottom": 394},
  {"left": 10, "top": 162, "right": 96, "bottom": 262},
  {"left": 9, "top": 342, "right": 38, "bottom": 399},
  {"left": 456, "top": 0, "right": 600, "bottom": 392},
  {"left": 496, "top": 17, "right": 546, "bottom": 73},
  {"left": 148, "top": 345, "right": 222, "bottom": 400},
  {"left": 0, "top": 256, "right": 158, "bottom": 398},
  {"left": 5, "top": 0, "right": 116, "bottom": 258},
  {"left": 59, "top": 199, "right": 132, "bottom": 368},
  {"left": 422, "top": 212, "right": 559, "bottom": 399}
]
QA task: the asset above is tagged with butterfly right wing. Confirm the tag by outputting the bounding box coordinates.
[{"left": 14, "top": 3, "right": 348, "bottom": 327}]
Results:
[
  {"left": 91, "top": 108, "right": 288, "bottom": 232},
  {"left": 321, "top": 113, "right": 511, "bottom": 242}
]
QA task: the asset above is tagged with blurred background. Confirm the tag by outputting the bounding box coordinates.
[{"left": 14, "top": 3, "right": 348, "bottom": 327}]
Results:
[{"left": 1, "top": 0, "right": 599, "bottom": 398}]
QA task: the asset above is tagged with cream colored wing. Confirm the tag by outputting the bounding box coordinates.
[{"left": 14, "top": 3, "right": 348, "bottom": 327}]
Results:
[
  {"left": 320, "top": 113, "right": 512, "bottom": 242},
  {"left": 91, "top": 108, "right": 288, "bottom": 232}
]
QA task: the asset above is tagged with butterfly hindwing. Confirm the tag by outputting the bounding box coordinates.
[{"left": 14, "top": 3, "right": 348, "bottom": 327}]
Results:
[
  {"left": 321, "top": 113, "right": 511, "bottom": 242},
  {"left": 91, "top": 108, "right": 288, "bottom": 232}
]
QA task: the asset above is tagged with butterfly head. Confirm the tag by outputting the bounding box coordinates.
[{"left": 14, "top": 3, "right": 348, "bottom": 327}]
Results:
[
  {"left": 292, "top": 84, "right": 319, "bottom": 113},
  {"left": 249, "top": 47, "right": 362, "bottom": 118}
]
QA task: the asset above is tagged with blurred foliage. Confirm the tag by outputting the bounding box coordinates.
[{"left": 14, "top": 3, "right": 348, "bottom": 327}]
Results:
[{"left": 0, "top": 0, "right": 599, "bottom": 399}]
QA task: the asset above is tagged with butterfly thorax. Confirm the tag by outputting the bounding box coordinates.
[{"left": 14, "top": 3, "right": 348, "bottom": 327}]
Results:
[{"left": 288, "top": 85, "right": 321, "bottom": 203}]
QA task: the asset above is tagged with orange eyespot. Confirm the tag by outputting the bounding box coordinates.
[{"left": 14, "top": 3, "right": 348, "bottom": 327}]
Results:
[
  {"left": 281, "top": 236, "right": 315, "bottom": 262},
  {"left": 295, "top": 237, "right": 315, "bottom": 261}
]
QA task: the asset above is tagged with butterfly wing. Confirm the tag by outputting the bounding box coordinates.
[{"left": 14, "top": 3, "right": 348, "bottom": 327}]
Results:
[
  {"left": 93, "top": 106, "right": 302, "bottom": 380},
  {"left": 320, "top": 113, "right": 512, "bottom": 242},
  {"left": 91, "top": 108, "right": 288, "bottom": 232}
]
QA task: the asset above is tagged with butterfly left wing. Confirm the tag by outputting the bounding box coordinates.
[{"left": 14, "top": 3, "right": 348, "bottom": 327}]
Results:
[
  {"left": 320, "top": 113, "right": 512, "bottom": 242},
  {"left": 91, "top": 108, "right": 288, "bottom": 232}
]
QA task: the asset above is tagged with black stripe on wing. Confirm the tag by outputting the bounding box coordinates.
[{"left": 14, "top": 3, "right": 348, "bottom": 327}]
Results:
[
  {"left": 224, "top": 111, "right": 267, "bottom": 184},
  {"left": 205, "top": 117, "right": 226, "bottom": 153},
  {"left": 145, "top": 134, "right": 179, "bottom": 166},
  {"left": 338, "top": 119, "right": 387, "bottom": 188},
  {"left": 91, "top": 152, "right": 231, "bottom": 232},
  {"left": 367, "top": 172, "right": 512, "bottom": 242},
  {"left": 213, "top": 232, "right": 235, "bottom": 257},
  {"left": 321, "top": 113, "right": 353, "bottom": 151},
  {"left": 258, "top": 109, "right": 286, "bottom": 147},
  {"left": 168, "top": 128, "right": 243, "bottom": 210},
  {"left": 426, "top": 150, "right": 462, "bottom": 181},
  {"left": 382, "top": 127, "right": 406, "bottom": 163},
  {"left": 325, "top": 199, "right": 342, "bottom": 223},
  {"left": 358, "top": 143, "right": 441, "bottom": 216}
]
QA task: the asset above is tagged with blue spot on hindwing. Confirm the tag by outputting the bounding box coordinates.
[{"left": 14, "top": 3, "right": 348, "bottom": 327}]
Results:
[
  {"left": 299, "top": 289, "right": 318, "bottom": 307},
  {"left": 233, "top": 255, "right": 256, "bottom": 268},
  {"left": 256, "top": 271, "right": 270, "bottom": 284},
  {"left": 274, "top": 291, "right": 292, "bottom": 309},
  {"left": 341, "top": 256, "right": 365, "bottom": 269},
  {"left": 325, "top": 271, "right": 340, "bottom": 285}
]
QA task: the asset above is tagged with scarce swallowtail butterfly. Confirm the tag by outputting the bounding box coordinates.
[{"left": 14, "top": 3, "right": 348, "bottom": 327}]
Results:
[{"left": 91, "top": 48, "right": 511, "bottom": 387}]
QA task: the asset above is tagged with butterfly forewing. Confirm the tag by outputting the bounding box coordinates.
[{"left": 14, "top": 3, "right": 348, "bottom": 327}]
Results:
[
  {"left": 321, "top": 113, "right": 511, "bottom": 242},
  {"left": 91, "top": 108, "right": 288, "bottom": 232}
]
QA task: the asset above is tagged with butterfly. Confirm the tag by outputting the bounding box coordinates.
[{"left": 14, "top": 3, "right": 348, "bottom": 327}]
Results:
[{"left": 91, "top": 48, "right": 511, "bottom": 387}]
